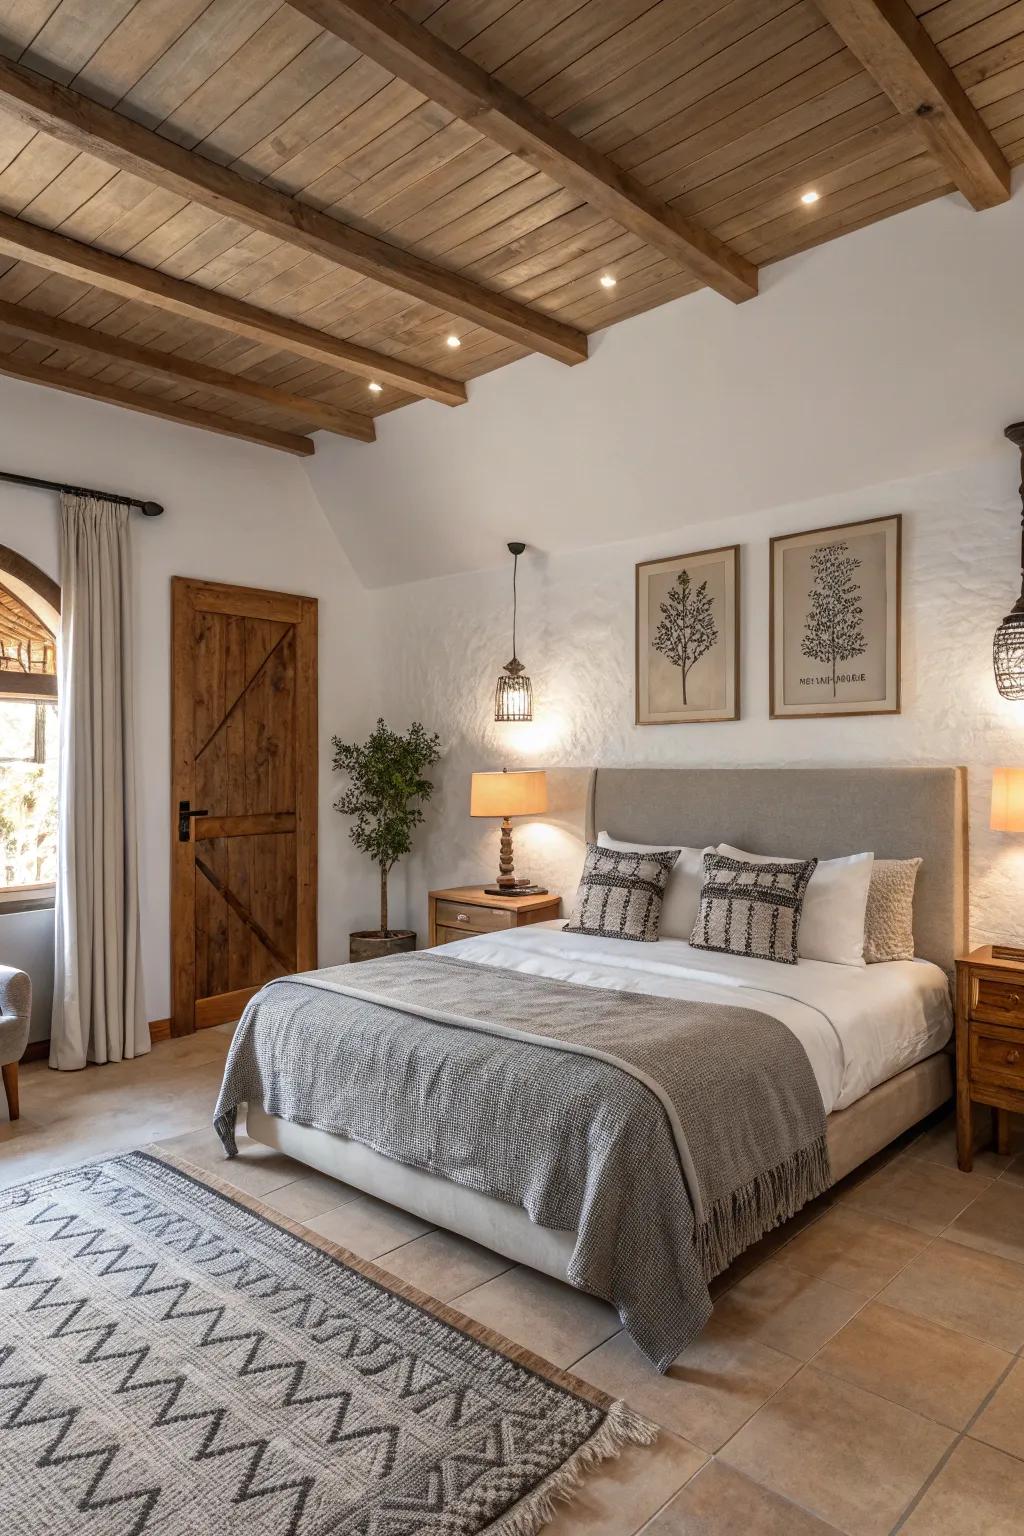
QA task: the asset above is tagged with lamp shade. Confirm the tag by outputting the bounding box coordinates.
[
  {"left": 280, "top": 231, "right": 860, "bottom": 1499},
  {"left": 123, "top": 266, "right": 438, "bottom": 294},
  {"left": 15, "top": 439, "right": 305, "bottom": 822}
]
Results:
[
  {"left": 470, "top": 769, "right": 547, "bottom": 819},
  {"left": 991, "top": 767, "right": 1024, "bottom": 831}
]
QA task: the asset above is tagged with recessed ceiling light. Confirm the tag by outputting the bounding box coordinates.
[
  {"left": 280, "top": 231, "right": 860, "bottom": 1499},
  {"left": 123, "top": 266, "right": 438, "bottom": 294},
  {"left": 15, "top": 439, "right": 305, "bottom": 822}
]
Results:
[
  {"left": 368, "top": 381, "right": 383, "bottom": 394},
  {"left": 599, "top": 273, "right": 617, "bottom": 289},
  {"left": 446, "top": 334, "right": 461, "bottom": 348},
  {"left": 801, "top": 189, "right": 820, "bottom": 205}
]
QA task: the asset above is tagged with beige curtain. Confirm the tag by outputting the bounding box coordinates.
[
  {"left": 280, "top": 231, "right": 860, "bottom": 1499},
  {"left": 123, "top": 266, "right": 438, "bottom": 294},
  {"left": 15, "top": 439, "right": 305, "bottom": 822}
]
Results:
[{"left": 51, "top": 493, "right": 147, "bottom": 1070}]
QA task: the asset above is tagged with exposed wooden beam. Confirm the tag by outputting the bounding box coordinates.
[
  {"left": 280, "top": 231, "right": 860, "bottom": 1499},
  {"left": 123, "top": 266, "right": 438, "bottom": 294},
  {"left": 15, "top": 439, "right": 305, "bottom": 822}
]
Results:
[
  {"left": 813, "top": 0, "right": 1010, "bottom": 209},
  {"left": 0, "top": 298, "right": 374, "bottom": 442},
  {"left": 0, "top": 59, "right": 588, "bottom": 365},
  {"left": 0, "top": 350, "right": 315, "bottom": 456},
  {"left": 0, "top": 211, "right": 465, "bottom": 407},
  {"left": 288, "top": 0, "right": 758, "bottom": 305}
]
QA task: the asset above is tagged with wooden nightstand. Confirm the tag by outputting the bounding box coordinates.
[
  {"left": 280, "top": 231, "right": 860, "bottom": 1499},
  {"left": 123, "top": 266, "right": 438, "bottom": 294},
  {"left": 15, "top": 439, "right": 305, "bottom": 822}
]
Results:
[
  {"left": 956, "top": 944, "right": 1024, "bottom": 1170},
  {"left": 428, "top": 886, "right": 562, "bottom": 947}
]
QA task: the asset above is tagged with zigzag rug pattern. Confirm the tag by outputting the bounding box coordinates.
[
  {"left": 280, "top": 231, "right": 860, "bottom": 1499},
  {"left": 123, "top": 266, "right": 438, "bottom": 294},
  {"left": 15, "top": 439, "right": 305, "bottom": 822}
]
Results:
[{"left": 0, "top": 1152, "right": 615, "bottom": 1535}]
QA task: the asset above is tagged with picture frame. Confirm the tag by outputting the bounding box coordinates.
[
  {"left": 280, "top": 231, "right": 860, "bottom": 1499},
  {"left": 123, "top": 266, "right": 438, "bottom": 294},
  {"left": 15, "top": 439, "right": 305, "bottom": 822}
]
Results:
[
  {"left": 635, "top": 544, "right": 740, "bottom": 725},
  {"left": 769, "top": 514, "right": 901, "bottom": 719}
]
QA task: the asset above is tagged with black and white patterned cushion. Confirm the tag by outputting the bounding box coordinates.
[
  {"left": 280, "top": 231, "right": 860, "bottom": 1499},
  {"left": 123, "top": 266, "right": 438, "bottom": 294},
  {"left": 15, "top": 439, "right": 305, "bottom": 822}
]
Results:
[
  {"left": 565, "top": 842, "right": 680, "bottom": 943},
  {"left": 690, "top": 851, "right": 817, "bottom": 965}
]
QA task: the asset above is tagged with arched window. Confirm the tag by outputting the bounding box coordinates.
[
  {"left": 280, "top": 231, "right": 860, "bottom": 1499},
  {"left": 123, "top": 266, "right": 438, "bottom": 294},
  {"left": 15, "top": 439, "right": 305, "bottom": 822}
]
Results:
[{"left": 0, "top": 547, "right": 58, "bottom": 905}]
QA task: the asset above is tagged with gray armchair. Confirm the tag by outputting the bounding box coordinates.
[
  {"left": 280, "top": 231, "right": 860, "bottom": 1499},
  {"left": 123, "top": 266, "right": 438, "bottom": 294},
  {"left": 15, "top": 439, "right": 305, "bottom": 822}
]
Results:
[{"left": 0, "top": 964, "right": 31, "bottom": 1120}]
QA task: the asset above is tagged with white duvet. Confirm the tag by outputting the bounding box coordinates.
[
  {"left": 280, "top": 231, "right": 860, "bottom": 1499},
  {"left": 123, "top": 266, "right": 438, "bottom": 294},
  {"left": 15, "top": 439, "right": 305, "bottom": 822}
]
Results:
[{"left": 438, "top": 921, "right": 952, "bottom": 1113}]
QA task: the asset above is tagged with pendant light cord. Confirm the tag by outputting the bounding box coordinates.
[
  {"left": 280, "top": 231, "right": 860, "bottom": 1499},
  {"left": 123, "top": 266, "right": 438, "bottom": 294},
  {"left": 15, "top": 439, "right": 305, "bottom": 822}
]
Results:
[{"left": 512, "top": 546, "right": 521, "bottom": 660}]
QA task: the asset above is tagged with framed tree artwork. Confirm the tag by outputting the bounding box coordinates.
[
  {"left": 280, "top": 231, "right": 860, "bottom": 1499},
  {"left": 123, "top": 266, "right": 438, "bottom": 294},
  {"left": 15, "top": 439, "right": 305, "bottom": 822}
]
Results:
[
  {"left": 769, "top": 514, "right": 901, "bottom": 719},
  {"left": 635, "top": 545, "right": 740, "bottom": 725}
]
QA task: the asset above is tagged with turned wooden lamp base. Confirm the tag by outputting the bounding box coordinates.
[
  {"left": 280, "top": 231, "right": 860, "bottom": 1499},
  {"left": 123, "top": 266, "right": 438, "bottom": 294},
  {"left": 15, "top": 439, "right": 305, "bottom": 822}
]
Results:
[{"left": 483, "top": 817, "right": 547, "bottom": 896}]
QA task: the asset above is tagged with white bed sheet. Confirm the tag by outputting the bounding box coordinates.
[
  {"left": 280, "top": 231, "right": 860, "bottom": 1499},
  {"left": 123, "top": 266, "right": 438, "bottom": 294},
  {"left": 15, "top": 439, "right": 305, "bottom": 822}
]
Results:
[{"left": 438, "top": 922, "right": 952, "bottom": 1113}]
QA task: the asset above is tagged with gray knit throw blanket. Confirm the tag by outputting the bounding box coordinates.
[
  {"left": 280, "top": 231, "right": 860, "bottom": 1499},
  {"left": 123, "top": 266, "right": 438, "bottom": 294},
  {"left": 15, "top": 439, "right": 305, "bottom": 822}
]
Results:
[{"left": 215, "top": 952, "right": 830, "bottom": 1372}]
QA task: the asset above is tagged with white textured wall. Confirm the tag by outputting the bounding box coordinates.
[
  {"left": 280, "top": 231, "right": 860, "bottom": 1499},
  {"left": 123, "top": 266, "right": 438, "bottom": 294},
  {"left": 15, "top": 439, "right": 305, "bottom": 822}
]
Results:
[
  {"left": 0, "top": 375, "right": 380, "bottom": 1029},
  {"left": 371, "top": 456, "right": 1024, "bottom": 952}
]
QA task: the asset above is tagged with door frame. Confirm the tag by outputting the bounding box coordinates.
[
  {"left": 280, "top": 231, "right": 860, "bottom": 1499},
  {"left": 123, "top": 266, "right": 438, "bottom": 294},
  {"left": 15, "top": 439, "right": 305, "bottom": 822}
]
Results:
[{"left": 170, "top": 576, "right": 318, "bottom": 1036}]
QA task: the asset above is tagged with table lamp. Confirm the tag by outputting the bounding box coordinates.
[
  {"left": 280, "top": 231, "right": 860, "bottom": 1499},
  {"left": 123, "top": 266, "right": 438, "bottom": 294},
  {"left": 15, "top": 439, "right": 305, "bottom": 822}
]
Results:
[
  {"left": 990, "top": 767, "right": 1024, "bottom": 961},
  {"left": 470, "top": 768, "right": 548, "bottom": 894}
]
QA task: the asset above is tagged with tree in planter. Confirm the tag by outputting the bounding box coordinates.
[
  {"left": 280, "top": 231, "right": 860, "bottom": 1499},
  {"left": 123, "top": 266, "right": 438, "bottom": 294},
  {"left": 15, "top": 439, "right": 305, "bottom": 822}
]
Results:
[
  {"left": 652, "top": 568, "right": 718, "bottom": 705},
  {"left": 332, "top": 718, "right": 441, "bottom": 936},
  {"left": 800, "top": 540, "right": 867, "bottom": 697}
]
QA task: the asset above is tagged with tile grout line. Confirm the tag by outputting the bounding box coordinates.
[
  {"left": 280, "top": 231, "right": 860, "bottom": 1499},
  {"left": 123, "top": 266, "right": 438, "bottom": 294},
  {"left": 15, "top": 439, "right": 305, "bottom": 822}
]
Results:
[
  {"left": 701, "top": 1198, "right": 975, "bottom": 1519},
  {"left": 886, "top": 1352, "right": 1021, "bottom": 1534}
]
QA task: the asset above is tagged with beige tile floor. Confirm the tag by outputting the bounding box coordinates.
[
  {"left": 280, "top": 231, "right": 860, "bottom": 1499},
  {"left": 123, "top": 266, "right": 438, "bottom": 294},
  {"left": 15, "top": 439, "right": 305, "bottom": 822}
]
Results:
[{"left": 3, "top": 1039, "right": 1024, "bottom": 1535}]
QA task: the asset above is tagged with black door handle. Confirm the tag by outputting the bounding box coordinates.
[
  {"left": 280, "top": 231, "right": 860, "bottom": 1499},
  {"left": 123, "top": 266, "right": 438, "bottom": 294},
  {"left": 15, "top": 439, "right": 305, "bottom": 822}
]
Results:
[{"left": 178, "top": 800, "right": 209, "bottom": 842}]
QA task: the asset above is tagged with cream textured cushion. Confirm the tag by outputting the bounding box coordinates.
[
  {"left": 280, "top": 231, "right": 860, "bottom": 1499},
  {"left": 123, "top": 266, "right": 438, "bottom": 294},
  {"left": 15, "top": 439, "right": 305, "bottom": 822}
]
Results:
[
  {"left": 863, "top": 858, "right": 922, "bottom": 963},
  {"left": 717, "top": 844, "right": 874, "bottom": 967},
  {"left": 691, "top": 852, "right": 817, "bottom": 966},
  {"left": 597, "top": 831, "right": 712, "bottom": 941},
  {"left": 566, "top": 843, "right": 680, "bottom": 943}
]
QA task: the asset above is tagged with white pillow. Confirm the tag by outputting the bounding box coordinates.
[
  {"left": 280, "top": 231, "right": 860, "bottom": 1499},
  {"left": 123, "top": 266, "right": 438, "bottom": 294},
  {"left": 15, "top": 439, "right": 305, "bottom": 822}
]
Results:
[
  {"left": 716, "top": 843, "right": 874, "bottom": 967},
  {"left": 598, "top": 831, "right": 712, "bottom": 941}
]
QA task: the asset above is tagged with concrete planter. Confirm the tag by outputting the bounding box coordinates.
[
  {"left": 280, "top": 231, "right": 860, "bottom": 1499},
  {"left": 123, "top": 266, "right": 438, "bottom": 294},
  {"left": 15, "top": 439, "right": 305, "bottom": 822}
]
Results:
[{"left": 349, "top": 930, "right": 416, "bottom": 963}]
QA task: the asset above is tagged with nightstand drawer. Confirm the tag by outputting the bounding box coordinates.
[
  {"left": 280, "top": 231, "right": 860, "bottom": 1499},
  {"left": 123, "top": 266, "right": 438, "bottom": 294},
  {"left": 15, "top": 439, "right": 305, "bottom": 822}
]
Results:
[
  {"left": 434, "top": 900, "right": 514, "bottom": 934},
  {"left": 970, "top": 1024, "right": 1024, "bottom": 1087},
  {"left": 972, "top": 975, "right": 1024, "bottom": 1027}
]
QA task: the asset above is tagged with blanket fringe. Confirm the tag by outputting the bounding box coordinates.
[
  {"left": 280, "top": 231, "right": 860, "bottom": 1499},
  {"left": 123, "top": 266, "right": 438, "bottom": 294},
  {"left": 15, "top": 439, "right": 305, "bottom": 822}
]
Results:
[
  {"left": 697, "top": 1134, "right": 832, "bottom": 1280},
  {"left": 487, "top": 1400, "right": 659, "bottom": 1536}
]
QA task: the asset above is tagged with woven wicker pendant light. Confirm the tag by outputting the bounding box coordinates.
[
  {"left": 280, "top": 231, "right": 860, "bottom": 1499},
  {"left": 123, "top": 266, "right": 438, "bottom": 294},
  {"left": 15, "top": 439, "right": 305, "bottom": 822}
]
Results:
[
  {"left": 994, "top": 423, "right": 1024, "bottom": 700},
  {"left": 495, "top": 542, "right": 533, "bottom": 722}
]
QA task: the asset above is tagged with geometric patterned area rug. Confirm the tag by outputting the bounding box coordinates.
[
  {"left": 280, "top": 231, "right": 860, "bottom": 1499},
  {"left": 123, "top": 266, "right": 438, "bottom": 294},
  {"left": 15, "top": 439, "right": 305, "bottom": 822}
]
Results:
[{"left": 0, "top": 1150, "right": 656, "bottom": 1535}]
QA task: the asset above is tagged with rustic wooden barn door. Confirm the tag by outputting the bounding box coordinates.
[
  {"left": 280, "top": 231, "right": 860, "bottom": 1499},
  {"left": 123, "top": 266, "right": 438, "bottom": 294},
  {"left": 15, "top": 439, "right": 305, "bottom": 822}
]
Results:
[{"left": 171, "top": 577, "right": 317, "bottom": 1036}]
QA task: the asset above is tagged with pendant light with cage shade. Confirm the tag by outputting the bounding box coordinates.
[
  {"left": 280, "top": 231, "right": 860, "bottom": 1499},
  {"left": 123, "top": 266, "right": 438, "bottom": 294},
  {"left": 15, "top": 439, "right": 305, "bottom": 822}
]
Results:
[
  {"left": 495, "top": 541, "right": 533, "bottom": 721},
  {"left": 994, "top": 423, "right": 1024, "bottom": 699}
]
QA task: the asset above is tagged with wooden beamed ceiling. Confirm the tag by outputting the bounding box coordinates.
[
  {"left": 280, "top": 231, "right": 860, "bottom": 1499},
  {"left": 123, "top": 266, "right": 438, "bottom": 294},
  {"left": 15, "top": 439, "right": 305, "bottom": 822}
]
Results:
[{"left": 0, "top": 0, "right": 1017, "bottom": 458}]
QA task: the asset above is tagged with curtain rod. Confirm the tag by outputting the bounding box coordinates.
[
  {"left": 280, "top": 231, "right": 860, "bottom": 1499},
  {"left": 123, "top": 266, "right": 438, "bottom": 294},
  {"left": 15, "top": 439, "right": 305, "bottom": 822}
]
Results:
[{"left": 0, "top": 470, "right": 164, "bottom": 517}]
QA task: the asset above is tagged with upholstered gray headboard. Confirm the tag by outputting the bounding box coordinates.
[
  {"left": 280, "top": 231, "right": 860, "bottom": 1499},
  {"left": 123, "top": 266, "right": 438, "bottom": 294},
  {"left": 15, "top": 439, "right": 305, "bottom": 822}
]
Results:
[{"left": 586, "top": 767, "right": 968, "bottom": 974}]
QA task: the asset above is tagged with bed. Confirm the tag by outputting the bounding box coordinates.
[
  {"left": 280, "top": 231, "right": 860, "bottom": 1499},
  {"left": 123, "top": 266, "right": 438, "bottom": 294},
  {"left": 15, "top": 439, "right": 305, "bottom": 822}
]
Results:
[{"left": 218, "top": 765, "right": 966, "bottom": 1369}]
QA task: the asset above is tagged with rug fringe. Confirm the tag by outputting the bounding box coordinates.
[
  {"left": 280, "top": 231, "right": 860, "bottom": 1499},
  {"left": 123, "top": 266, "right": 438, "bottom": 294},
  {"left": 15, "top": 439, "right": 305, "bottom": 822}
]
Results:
[{"left": 487, "top": 1400, "right": 659, "bottom": 1536}]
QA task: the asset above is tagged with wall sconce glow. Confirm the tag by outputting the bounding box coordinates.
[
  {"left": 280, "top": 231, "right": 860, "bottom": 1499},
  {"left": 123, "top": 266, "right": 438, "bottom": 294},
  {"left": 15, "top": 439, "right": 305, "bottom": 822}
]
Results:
[
  {"left": 800, "top": 190, "right": 820, "bottom": 205},
  {"left": 599, "top": 273, "right": 617, "bottom": 289},
  {"left": 991, "top": 767, "right": 1024, "bottom": 831},
  {"left": 994, "top": 423, "right": 1024, "bottom": 699},
  {"left": 495, "top": 541, "right": 534, "bottom": 722},
  {"left": 368, "top": 381, "right": 383, "bottom": 394},
  {"left": 446, "top": 334, "right": 461, "bottom": 348}
]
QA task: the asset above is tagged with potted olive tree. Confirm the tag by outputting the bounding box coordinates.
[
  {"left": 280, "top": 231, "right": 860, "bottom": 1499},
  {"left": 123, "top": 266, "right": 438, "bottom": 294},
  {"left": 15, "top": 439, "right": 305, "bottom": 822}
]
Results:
[{"left": 333, "top": 718, "right": 441, "bottom": 962}]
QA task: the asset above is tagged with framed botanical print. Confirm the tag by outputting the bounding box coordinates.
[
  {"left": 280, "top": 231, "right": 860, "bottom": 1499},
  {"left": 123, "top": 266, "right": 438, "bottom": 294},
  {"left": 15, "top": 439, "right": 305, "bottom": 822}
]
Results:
[
  {"left": 770, "top": 514, "right": 901, "bottom": 719},
  {"left": 636, "top": 544, "right": 740, "bottom": 725}
]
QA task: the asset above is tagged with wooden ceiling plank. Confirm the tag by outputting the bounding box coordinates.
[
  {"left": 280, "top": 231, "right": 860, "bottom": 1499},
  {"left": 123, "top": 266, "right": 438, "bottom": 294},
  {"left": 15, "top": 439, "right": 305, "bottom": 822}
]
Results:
[
  {"left": 116, "top": 0, "right": 283, "bottom": 127},
  {"left": 941, "top": 1, "right": 1024, "bottom": 68},
  {"left": 21, "top": 0, "right": 137, "bottom": 85},
  {"left": 555, "top": 0, "right": 800, "bottom": 151},
  {"left": 526, "top": 0, "right": 738, "bottom": 123},
  {"left": 584, "top": 8, "right": 834, "bottom": 164},
  {"left": 288, "top": 0, "right": 759, "bottom": 302},
  {"left": 650, "top": 71, "right": 887, "bottom": 206},
  {"left": 0, "top": 3, "right": 62, "bottom": 62},
  {"left": 674, "top": 94, "right": 897, "bottom": 221},
  {"left": 0, "top": 57, "right": 586, "bottom": 362},
  {"left": 0, "top": 209, "right": 468, "bottom": 404},
  {"left": 813, "top": 0, "right": 1010, "bottom": 206},
  {"left": 158, "top": 8, "right": 323, "bottom": 153},
  {"left": 621, "top": 38, "right": 858, "bottom": 187},
  {"left": 0, "top": 344, "right": 317, "bottom": 454},
  {"left": 0, "top": 293, "right": 376, "bottom": 440},
  {"left": 64, "top": 0, "right": 214, "bottom": 109}
]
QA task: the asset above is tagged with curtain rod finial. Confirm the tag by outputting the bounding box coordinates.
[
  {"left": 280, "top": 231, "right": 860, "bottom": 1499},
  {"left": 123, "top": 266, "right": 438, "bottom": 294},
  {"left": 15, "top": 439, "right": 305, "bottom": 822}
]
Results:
[{"left": 141, "top": 501, "right": 164, "bottom": 517}]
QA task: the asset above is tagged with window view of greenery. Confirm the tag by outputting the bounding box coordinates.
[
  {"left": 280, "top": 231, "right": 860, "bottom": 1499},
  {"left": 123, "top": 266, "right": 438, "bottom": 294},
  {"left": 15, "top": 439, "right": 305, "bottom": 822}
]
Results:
[{"left": 0, "top": 699, "right": 58, "bottom": 888}]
